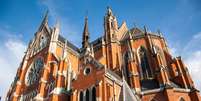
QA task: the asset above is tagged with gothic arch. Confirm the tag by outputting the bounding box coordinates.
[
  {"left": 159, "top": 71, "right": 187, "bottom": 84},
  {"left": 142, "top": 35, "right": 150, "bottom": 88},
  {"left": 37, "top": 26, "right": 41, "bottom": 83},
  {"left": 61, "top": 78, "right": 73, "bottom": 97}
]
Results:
[
  {"left": 25, "top": 57, "right": 44, "bottom": 86},
  {"left": 154, "top": 45, "right": 166, "bottom": 66},
  {"left": 178, "top": 97, "right": 185, "bottom": 101},
  {"left": 150, "top": 98, "right": 159, "bottom": 101},
  {"left": 92, "top": 87, "right": 96, "bottom": 101},
  {"left": 137, "top": 46, "right": 152, "bottom": 79},
  {"left": 123, "top": 51, "right": 130, "bottom": 84},
  {"left": 86, "top": 89, "right": 90, "bottom": 101},
  {"left": 154, "top": 45, "right": 170, "bottom": 78},
  {"left": 79, "top": 91, "right": 83, "bottom": 101}
]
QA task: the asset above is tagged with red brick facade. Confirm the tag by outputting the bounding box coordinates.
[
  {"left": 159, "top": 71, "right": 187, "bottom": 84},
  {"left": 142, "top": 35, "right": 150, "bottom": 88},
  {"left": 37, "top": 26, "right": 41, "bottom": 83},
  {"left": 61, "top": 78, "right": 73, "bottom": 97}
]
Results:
[{"left": 6, "top": 8, "right": 201, "bottom": 101}]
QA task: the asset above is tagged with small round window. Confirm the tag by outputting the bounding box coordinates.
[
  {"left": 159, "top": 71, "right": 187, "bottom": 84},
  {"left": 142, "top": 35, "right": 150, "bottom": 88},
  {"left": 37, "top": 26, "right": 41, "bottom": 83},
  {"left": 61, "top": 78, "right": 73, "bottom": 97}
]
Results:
[{"left": 84, "top": 67, "right": 91, "bottom": 75}]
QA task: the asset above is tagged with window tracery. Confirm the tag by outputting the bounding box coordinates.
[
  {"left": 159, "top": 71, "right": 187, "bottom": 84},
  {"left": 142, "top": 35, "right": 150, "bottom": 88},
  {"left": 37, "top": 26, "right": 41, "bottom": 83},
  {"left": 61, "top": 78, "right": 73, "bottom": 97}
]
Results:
[
  {"left": 25, "top": 58, "right": 44, "bottom": 86},
  {"left": 138, "top": 47, "right": 152, "bottom": 79}
]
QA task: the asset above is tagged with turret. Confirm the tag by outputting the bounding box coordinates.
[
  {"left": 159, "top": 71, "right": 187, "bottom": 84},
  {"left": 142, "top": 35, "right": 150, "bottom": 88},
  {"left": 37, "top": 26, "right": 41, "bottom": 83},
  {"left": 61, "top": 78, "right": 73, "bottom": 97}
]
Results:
[{"left": 104, "top": 7, "right": 118, "bottom": 42}]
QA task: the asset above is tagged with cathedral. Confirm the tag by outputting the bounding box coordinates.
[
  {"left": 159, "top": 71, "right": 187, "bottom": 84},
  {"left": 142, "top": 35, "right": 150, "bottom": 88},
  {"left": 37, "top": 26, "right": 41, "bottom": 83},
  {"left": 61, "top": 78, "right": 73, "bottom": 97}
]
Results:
[{"left": 6, "top": 7, "right": 201, "bottom": 101}]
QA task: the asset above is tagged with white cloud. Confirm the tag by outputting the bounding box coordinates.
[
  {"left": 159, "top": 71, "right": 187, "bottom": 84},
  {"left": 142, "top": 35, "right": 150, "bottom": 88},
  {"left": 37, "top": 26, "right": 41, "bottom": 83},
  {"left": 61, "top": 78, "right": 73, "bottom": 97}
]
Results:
[
  {"left": 193, "top": 32, "right": 201, "bottom": 39},
  {"left": 0, "top": 37, "right": 26, "bottom": 99},
  {"left": 185, "top": 51, "right": 201, "bottom": 90},
  {"left": 170, "top": 31, "right": 201, "bottom": 91}
]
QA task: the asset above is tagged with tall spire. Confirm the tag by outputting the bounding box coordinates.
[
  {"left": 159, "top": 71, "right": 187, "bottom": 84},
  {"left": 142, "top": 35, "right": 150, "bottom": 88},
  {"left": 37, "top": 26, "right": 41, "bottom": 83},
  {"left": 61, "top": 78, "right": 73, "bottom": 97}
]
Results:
[
  {"left": 43, "top": 10, "right": 49, "bottom": 24},
  {"left": 82, "top": 16, "right": 90, "bottom": 48},
  {"left": 38, "top": 10, "right": 49, "bottom": 31},
  {"left": 144, "top": 25, "right": 148, "bottom": 35}
]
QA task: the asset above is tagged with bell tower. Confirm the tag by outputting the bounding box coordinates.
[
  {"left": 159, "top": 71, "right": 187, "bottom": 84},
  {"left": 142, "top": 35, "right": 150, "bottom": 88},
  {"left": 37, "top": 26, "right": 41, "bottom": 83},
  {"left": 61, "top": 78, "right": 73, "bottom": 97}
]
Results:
[
  {"left": 103, "top": 7, "right": 121, "bottom": 71},
  {"left": 104, "top": 7, "right": 118, "bottom": 42}
]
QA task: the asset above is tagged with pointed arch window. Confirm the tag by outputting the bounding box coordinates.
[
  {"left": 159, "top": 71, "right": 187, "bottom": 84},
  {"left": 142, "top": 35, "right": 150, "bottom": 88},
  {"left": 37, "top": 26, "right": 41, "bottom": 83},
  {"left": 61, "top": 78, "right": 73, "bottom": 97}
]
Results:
[
  {"left": 124, "top": 52, "right": 131, "bottom": 84},
  {"left": 179, "top": 97, "right": 185, "bottom": 101},
  {"left": 92, "top": 87, "right": 96, "bottom": 101},
  {"left": 139, "top": 47, "right": 152, "bottom": 79},
  {"left": 79, "top": 91, "right": 83, "bottom": 101},
  {"left": 86, "top": 89, "right": 90, "bottom": 101}
]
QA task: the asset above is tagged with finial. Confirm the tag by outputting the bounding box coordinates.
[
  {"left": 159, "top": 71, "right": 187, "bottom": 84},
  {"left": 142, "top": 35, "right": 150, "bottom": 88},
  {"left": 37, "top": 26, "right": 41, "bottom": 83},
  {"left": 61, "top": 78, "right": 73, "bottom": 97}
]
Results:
[
  {"left": 128, "top": 30, "right": 132, "bottom": 39},
  {"left": 107, "top": 6, "right": 113, "bottom": 16},
  {"left": 127, "top": 41, "right": 134, "bottom": 60},
  {"left": 144, "top": 25, "right": 148, "bottom": 35},
  {"left": 90, "top": 44, "right": 94, "bottom": 57},
  {"left": 157, "top": 29, "right": 163, "bottom": 37},
  {"left": 62, "top": 40, "right": 68, "bottom": 59}
]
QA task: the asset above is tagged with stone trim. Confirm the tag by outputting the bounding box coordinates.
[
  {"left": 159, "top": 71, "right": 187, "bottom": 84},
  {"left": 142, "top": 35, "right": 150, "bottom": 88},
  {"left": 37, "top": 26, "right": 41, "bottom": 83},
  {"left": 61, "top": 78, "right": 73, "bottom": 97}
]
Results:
[
  {"left": 173, "top": 88, "right": 190, "bottom": 93},
  {"left": 53, "top": 87, "right": 67, "bottom": 95},
  {"left": 40, "top": 78, "right": 48, "bottom": 83},
  {"left": 141, "top": 88, "right": 163, "bottom": 95}
]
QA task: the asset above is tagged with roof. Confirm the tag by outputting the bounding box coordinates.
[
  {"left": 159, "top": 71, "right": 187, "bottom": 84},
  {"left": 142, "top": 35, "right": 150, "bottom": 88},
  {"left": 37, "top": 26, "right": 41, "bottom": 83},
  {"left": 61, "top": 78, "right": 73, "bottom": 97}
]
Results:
[
  {"left": 119, "top": 79, "right": 140, "bottom": 101},
  {"left": 58, "top": 35, "right": 80, "bottom": 52},
  {"left": 105, "top": 69, "right": 140, "bottom": 101}
]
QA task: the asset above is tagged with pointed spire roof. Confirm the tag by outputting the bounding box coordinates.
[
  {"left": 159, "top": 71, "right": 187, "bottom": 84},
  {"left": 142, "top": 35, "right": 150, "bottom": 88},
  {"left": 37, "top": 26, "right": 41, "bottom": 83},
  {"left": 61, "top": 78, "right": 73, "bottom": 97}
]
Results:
[
  {"left": 106, "top": 6, "right": 113, "bottom": 16},
  {"left": 144, "top": 25, "right": 148, "bottom": 35},
  {"left": 82, "top": 16, "right": 90, "bottom": 48},
  {"left": 38, "top": 10, "right": 49, "bottom": 31},
  {"left": 157, "top": 29, "right": 163, "bottom": 37},
  {"left": 43, "top": 10, "right": 49, "bottom": 24}
]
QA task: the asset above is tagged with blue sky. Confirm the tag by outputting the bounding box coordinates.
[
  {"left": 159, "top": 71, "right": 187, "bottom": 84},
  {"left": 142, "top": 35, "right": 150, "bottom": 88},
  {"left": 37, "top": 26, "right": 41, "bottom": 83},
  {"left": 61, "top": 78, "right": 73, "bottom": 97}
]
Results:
[{"left": 0, "top": 0, "right": 201, "bottom": 99}]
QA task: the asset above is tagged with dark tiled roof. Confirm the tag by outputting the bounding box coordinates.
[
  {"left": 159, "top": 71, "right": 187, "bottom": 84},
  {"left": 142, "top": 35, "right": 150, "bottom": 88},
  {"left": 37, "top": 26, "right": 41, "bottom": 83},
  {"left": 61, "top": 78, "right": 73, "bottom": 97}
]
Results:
[
  {"left": 91, "top": 37, "right": 102, "bottom": 46},
  {"left": 58, "top": 35, "right": 80, "bottom": 52}
]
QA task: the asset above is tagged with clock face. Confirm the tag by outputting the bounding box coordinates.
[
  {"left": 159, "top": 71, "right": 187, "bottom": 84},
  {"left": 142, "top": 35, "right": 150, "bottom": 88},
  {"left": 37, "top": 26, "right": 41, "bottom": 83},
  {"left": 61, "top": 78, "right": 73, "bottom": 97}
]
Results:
[{"left": 25, "top": 58, "right": 44, "bottom": 86}]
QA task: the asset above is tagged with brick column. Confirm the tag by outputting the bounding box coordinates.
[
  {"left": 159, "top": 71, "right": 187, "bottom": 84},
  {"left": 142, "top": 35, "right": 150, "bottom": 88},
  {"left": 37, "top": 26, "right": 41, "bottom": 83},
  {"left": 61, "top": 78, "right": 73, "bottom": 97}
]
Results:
[
  {"left": 189, "top": 89, "right": 201, "bottom": 101},
  {"left": 155, "top": 54, "right": 170, "bottom": 87},
  {"left": 13, "top": 71, "right": 25, "bottom": 101},
  {"left": 128, "top": 60, "right": 141, "bottom": 92},
  {"left": 175, "top": 57, "right": 188, "bottom": 89},
  {"left": 36, "top": 53, "right": 52, "bottom": 100},
  {"left": 96, "top": 81, "right": 103, "bottom": 101},
  {"left": 13, "top": 59, "right": 29, "bottom": 101},
  {"left": 164, "top": 88, "right": 174, "bottom": 101},
  {"left": 177, "top": 58, "right": 194, "bottom": 88},
  {"left": 52, "top": 60, "right": 65, "bottom": 100},
  {"left": 71, "top": 90, "right": 77, "bottom": 101}
]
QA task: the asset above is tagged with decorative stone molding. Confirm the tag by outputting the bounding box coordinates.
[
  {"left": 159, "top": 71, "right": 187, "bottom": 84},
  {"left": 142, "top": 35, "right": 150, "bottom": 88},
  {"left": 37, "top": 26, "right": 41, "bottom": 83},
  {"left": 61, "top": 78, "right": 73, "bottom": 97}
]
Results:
[
  {"left": 40, "top": 78, "right": 48, "bottom": 84},
  {"left": 173, "top": 88, "right": 190, "bottom": 93},
  {"left": 17, "top": 80, "right": 22, "bottom": 85},
  {"left": 53, "top": 87, "right": 67, "bottom": 95},
  {"left": 13, "top": 92, "right": 19, "bottom": 97},
  {"left": 141, "top": 88, "right": 163, "bottom": 95}
]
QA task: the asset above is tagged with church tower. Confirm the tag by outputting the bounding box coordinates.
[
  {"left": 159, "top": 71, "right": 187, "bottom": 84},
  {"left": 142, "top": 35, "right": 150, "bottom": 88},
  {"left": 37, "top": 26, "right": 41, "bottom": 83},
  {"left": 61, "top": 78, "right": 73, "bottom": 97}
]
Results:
[
  {"left": 103, "top": 7, "right": 121, "bottom": 72},
  {"left": 6, "top": 8, "right": 201, "bottom": 101}
]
